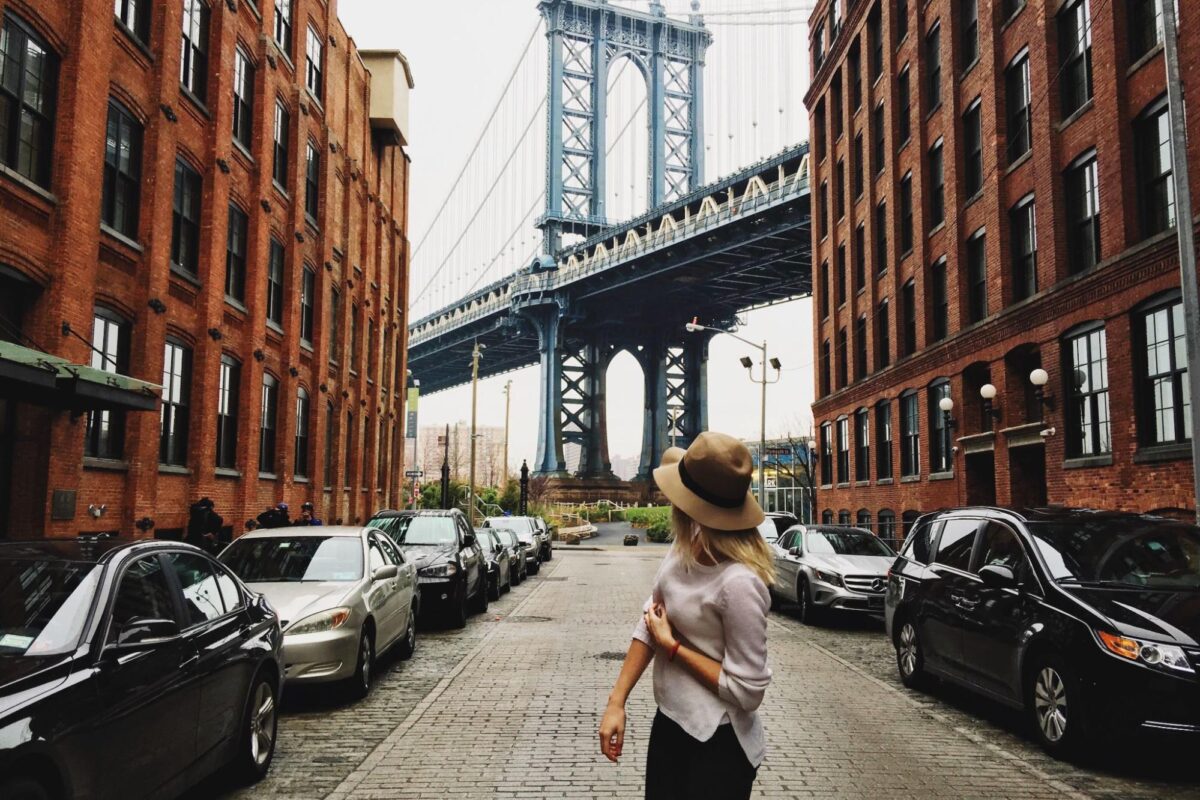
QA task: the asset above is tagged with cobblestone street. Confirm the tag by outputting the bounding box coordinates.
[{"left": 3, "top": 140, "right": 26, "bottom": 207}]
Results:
[{"left": 208, "top": 538, "right": 1200, "bottom": 799}]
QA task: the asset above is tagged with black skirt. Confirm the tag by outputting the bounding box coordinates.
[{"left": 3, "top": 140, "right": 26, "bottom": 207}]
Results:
[{"left": 644, "top": 709, "right": 758, "bottom": 800}]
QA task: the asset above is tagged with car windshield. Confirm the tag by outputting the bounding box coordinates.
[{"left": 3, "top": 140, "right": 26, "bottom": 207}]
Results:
[
  {"left": 476, "top": 534, "right": 495, "bottom": 553},
  {"left": 388, "top": 517, "right": 457, "bottom": 546},
  {"left": 806, "top": 530, "right": 895, "bottom": 557},
  {"left": 1028, "top": 519, "right": 1200, "bottom": 589},
  {"left": 487, "top": 519, "right": 533, "bottom": 542},
  {"left": 220, "top": 536, "right": 363, "bottom": 582},
  {"left": 0, "top": 558, "right": 101, "bottom": 656}
]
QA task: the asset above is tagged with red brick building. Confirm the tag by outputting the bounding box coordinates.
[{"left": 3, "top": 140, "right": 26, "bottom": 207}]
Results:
[
  {"left": 0, "top": 0, "right": 413, "bottom": 540},
  {"left": 807, "top": 0, "right": 1198, "bottom": 541}
]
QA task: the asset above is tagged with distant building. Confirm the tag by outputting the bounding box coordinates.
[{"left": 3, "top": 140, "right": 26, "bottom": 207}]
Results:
[{"left": 414, "top": 424, "right": 508, "bottom": 486}]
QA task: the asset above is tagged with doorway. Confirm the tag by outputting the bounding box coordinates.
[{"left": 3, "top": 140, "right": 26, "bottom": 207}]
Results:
[
  {"left": 0, "top": 398, "right": 10, "bottom": 539},
  {"left": 1008, "top": 445, "right": 1047, "bottom": 509},
  {"left": 965, "top": 451, "right": 996, "bottom": 506}
]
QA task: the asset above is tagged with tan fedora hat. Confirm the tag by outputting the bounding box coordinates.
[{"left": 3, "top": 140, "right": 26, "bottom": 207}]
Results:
[
  {"left": 660, "top": 446, "right": 687, "bottom": 467},
  {"left": 653, "top": 432, "right": 765, "bottom": 531}
]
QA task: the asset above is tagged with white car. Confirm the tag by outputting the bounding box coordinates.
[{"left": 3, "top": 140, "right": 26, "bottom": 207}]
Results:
[{"left": 770, "top": 525, "right": 897, "bottom": 623}]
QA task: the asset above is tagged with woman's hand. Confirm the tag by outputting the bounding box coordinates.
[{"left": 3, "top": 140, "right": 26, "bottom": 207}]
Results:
[
  {"left": 643, "top": 602, "right": 678, "bottom": 651},
  {"left": 599, "top": 701, "right": 625, "bottom": 762}
]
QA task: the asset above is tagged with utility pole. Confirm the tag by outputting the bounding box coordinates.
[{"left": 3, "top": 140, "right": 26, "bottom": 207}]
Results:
[
  {"left": 440, "top": 423, "right": 451, "bottom": 510},
  {"left": 502, "top": 379, "right": 512, "bottom": 483},
  {"left": 758, "top": 339, "right": 767, "bottom": 507},
  {"left": 1162, "top": 0, "right": 1200, "bottom": 524},
  {"left": 468, "top": 342, "right": 484, "bottom": 528}
]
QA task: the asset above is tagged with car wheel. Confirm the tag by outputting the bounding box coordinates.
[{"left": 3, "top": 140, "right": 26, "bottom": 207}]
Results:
[
  {"left": 0, "top": 778, "right": 50, "bottom": 800},
  {"left": 233, "top": 671, "right": 278, "bottom": 782},
  {"left": 503, "top": 565, "right": 512, "bottom": 593},
  {"left": 398, "top": 605, "right": 417, "bottom": 660},
  {"left": 348, "top": 627, "right": 375, "bottom": 699},
  {"left": 450, "top": 585, "right": 469, "bottom": 629},
  {"left": 1029, "top": 654, "right": 1089, "bottom": 756},
  {"left": 473, "top": 575, "right": 490, "bottom": 613},
  {"left": 769, "top": 587, "right": 781, "bottom": 612},
  {"left": 895, "top": 619, "right": 928, "bottom": 689},
  {"left": 545, "top": 545, "right": 553, "bottom": 561},
  {"left": 796, "top": 577, "right": 819, "bottom": 624},
  {"left": 487, "top": 574, "right": 501, "bottom": 601},
  {"left": 529, "top": 559, "right": 540, "bottom": 576}
]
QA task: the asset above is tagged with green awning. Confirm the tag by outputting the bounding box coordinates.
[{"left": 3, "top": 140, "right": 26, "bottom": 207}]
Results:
[{"left": 0, "top": 340, "right": 160, "bottom": 412}]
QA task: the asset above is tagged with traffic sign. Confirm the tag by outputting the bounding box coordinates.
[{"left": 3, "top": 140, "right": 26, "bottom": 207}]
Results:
[{"left": 405, "top": 470, "right": 424, "bottom": 478}]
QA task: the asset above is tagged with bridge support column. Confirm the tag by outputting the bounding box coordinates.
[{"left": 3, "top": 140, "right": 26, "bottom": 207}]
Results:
[
  {"left": 562, "top": 333, "right": 615, "bottom": 479},
  {"left": 522, "top": 301, "right": 569, "bottom": 477},
  {"left": 636, "top": 330, "right": 712, "bottom": 481},
  {"left": 636, "top": 336, "right": 668, "bottom": 482}
]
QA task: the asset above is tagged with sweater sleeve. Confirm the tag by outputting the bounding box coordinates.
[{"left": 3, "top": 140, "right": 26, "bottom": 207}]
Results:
[
  {"left": 631, "top": 594, "right": 654, "bottom": 646},
  {"left": 716, "top": 573, "right": 772, "bottom": 712}
]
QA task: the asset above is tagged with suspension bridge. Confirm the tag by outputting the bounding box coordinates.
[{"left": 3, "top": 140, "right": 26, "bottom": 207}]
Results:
[{"left": 407, "top": 0, "right": 814, "bottom": 486}]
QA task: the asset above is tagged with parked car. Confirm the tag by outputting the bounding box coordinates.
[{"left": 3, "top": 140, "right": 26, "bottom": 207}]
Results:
[
  {"left": 764, "top": 511, "right": 799, "bottom": 538},
  {"left": 771, "top": 525, "right": 896, "bottom": 622},
  {"left": 369, "top": 510, "right": 488, "bottom": 628},
  {"left": 532, "top": 516, "right": 553, "bottom": 560},
  {"left": 484, "top": 517, "right": 541, "bottom": 575},
  {"left": 490, "top": 527, "right": 527, "bottom": 585},
  {"left": 220, "top": 525, "right": 416, "bottom": 700},
  {"left": 757, "top": 519, "right": 780, "bottom": 546},
  {"left": 477, "top": 529, "right": 512, "bottom": 600},
  {"left": 0, "top": 538, "right": 282, "bottom": 800},
  {"left": 887, "top": 507, "right": 1200, "bottom": 756}
]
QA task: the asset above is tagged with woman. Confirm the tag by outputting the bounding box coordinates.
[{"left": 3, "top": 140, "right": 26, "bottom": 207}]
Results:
[{"left": 599, "top": 432, "right": 775, "bottom": 799}]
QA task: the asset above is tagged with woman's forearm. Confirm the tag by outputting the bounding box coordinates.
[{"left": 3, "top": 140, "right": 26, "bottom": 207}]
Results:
[
  {"left": 608, "top": 638, "right": 655, "bottom": 706},
  {"left": 671, "top": 641, "right": 722, "bottom": 694}
]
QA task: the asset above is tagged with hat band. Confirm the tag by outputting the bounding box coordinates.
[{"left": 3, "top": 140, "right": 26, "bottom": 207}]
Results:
[{"left": 677, "top": 460, "right": 746, "bottom": 509}]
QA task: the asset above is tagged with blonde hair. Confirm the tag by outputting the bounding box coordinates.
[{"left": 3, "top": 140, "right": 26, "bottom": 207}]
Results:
[{"left": 670, "top": 507, "right": 776, "bottom": 587}]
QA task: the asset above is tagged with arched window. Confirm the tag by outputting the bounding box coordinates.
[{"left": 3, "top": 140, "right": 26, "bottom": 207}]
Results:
[
  {"left": 928, "top": 378, "right": 951, "bottom": 473},
  {"left": 1135, "top": 291, "right": 1190, "bottom": 447},
  {"left": 0, "top": 14, "right": 57, "bottom": 187},
  {"left": 856, "top": 509, "right": 872, "bottom": 530},
  {"left": 216, "top": 355, "right": 240, "bottom": 469},
  {"left": 259, "top": 374, "right": 279, "bottom": 474},
  {"left": 295, "top": 387, "right": 310, "bottom": 478},
  {"left": 160, "top": 337, "right": 192, "bottom": 467},
  {"left": 1062, "top": 321, "right": 1110, "bottom": 457},
  {"left": 899, "top": 389, "right": 920, "bottom": 477},
  {"left": 822, "top": 509, "right": 834, "bottom": 524},
  {"left": 838, "top": 509, "right": 851, "bottom": 525},
  {"left": 878, "top": 509, "right": 896, "bottom": 546}
]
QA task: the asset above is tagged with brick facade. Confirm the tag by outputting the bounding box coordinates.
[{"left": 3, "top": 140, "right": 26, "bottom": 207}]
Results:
[
  {"left": 806, "top": 0, "right": 1198, "bottom": 537},
  {"left": 0, "top": 0, "right": 411, "bottom": 539}
]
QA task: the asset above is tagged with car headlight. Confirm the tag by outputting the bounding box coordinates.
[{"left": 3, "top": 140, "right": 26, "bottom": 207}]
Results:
[
  {"left": 419, "top": 562, "right": 459, "bottom": 578},
  {"left": 813, "top": 569, "right": 844, "bottom": 588},
  {"left": 1097, "top": 630, "right": 1194, "bottom": 674},
  {"left": 288, "top": 607, "right": 352, "bottom": 635}
]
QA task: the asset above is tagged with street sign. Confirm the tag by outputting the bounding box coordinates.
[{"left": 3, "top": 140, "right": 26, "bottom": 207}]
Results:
[
  {"left": 405, "top": 470, "right": 423, "bottom": 478},
  {"left": 765, "top": 446, "right": 790, "bottom": 455},
  {"left": 405, "top": 385, "right": 419, "bottom": 439},
  {"left": 437, "top": 435, "right": 446, "bottom": 446}
]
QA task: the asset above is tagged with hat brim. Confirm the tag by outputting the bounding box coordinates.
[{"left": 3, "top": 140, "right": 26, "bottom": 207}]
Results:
[{"left": 653, "top": 463, "right": 765, "bottom": 531}]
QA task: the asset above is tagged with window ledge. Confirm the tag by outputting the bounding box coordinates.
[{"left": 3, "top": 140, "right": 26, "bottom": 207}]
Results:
[
  {"left": 158, "top": 464, "right": 191, "bottom": 475},
  {"left": 1063, "top": 454, "right": 1113, "bottom": 470},
  {"left": 300, "top": 340, "right": 315, "bottom": 354},
  {"left": 821, "top": 483, "right": 834, "bottom": 490},
  {"left": 295, "top": 476, "right": 310, "bottom": 484},
  {"left": 215, "top": 467, "right": 242, "bottom": 479},
  {"left": 114, "top": 21, "right": 154, "bottom": 62},
  {"left": 259, "top": 472, "right": 279, "bottom": 481},
  {"left": 960, "top": 57, "right": 980, "bottom": 79},
  {"left": 876, "top": 478, "right": 894, "bottom": 486},
  {"left": 928, "top": 471, "right": 955, "bottom": 481},
  {"left": 1005, "top": 149, "right": 1033, "bottom": 175},
  {"left": 179, "top": 86, "right": 211, "bottom": 119},
  {"left": 83, "top": 457, "right": 128, "bottom": 472},
  {"left": 306, "top": 88, "right": 325, "bottom": 113},
  {"left": 1000, "top": 3, "right": 1027, "bottom": 33},
  {"left": 0, "top": 164, "right": 57, "bottom": 205},
  {"left": 305, "top": 213, "right": 320, "bottom": 233},
  {"left": 225, "top": 296, "right": 248, "bottom": 314},
  {"left": 925, "top": 100, "right": 943, "bottom": 121},
  {"left": 266, "top": 319, "right": 285, "bottom": 335},
  {"left": 963, "top": 191, "right": 983, "bottom": 210},
  {"left": 232, "top": 138, "right": 255, "bottom": 165},
  {"left": 100, "top": 224, "right": 144, "bottom": 253},
  {"left": 927, "top": 221, "right": 946, "bottom": 238},
  {"left": 323, "top": 486, "right": 333, "bottom": 493},
  {"left": 897, "top": 138, "right": 911, "bottom": 156},
  {"left": 900, "top": 475, "right": 921, "bottom": 483},
  {"left": 836, "top": 482, "right": 851, "bottom": 489},
  {"left": 1058, "top": 99, "right": 1094, "bottom": 132},
  {"left": 854, "top": 480, "right": 871, "bottom": 488},
  {"left": 1127, "top": 44, "right": 1164, "bottom": 77},
  {"left": 169, "top": 264, "right": 201, "bottom": 288},
  {"left": 1133, "top": 443, "right": 1192, "bottom": 464},
  {"left": 272, "top": 181, "right": 291, "bottom": 201}
]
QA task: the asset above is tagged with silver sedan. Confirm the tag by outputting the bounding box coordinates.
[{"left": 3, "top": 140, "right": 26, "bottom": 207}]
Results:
[
  {"left": 770, "top": 525, "right": 897, "bottom": 623},
  {"left": 220, "top": 525, "right": 417, "bottom": 699}
]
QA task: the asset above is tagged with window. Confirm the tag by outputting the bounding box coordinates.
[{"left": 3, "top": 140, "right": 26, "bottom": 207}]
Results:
[
  {"left": 854, "top": 224, "right": 866, "bottom": 290},
  {"left": 167, "top": 553, "right": 225, "bottom": 625},
  {"left": 901, "top": 279, "right": 916, "bottom": 356},
  {"left": 868, "top": 5, "right": 883, "bottom": 80},
  {"left": 830, "top": 0, "right": 842, "bottom": 39},
  {"left": 815, "top": 100, "right": 827, "bottom": 161},
  {"left": 378, "top": 420, "right": 388, "bottom": 487},
  {"left": 180, "top": 0, "right": 209, "bottom": 102},
  {"left": 855, "top": 408, "right": 870, "bottom": 481},
  {"left": 171, "top": 159, "right": 201, "bottom": 276},
  {"left": 225, "top": 205, "right": 248, "bottom": 302},
  {"left": 1136, "top": 99, "right": 1175, "bottom": 238},
  {"left": 102, "top": 100, "right": 142, "bottom": 239},
  {"left": 232, "top": 47, "right": 254, "bottom": 149},
  {"left": 300, "top": 265, "right": 315, "bottom": 345},
  {"left": 832, "top": 73, "right": 844, "bottom": 140},
  {"left": 295, "top": 388, "right": 310, "bottom": 478},
  {"left": 928, "top": 139, "right": 944, "bottom": 228},
  {"left": 1060, "top": 0, "right": 1093, "bottom": 118},
  {"left": 323, "top": 401, "right": 335, "bottom": 487},
  {"left": 928, "top": 379, "right": 951, "bottom": 472},
  {"left": 899, "top": 173, "right": 913, "bottom": 253},
  {"left": 305, "top": 141, "right": 320, "bottom": 220},
  {"left": 823, "top": 510, "right": 835, "bottom": 524},
  {"left": 876, "top": 400, "right": 893, "bottom": 479},
  {"left": 961, "top": 0, "right": 979, "bottom": 69},
  {"left": 344, "top": 412, "right": 354, "bottom": 487},
  {"left": 305, "top": 24, "right": 323, "bottom": 99},
  {"left": 85, "top": 309, "right": 129, "bottom": 459},
  {"left": 1010, "top": 196, "right": 1037, "bottom": 302},
  {"left": 274, "top": 0, "right": 293, "bottom": 53},
  {"left": 853, "top": 134, "right": 864, "bottom": 199},
  {"left": 1003, "top": 0, "right": 1025, "bottom": 21},
  {"left": 837, "top": 246, "right": 847, "bottom": 306},
  {"left": 1138, "top": 297, "right": 1190, "bottom": 446},
  {"left": 1065, "top": 153, "right": 1101, "bottom": 274},
  {"left": 836, "top": 159, "right": 846, "bottom": 218},
  {"left": 350, "top": 304, "right": 361, "bottom": 368},
  {"left": 849, "top": 40, "right": 862, "bottom": 110},
  {"left": 1065, "top": 324, "right": 1111, "bottom": 456},
  {"left": 837, "top": 327, "right": 848, "bottom": 389},
  {"left": 0, "top": 14, "right": 57, "bottom": 187},
  {"left": 837, "top": 417, "right": 850, "bottom": 483},
  {"left": 820, "top": 339, "right": 831, "bottom": 396},
  {"left": 839, "top": 509, "right": 851, "bottom": 525},
  {"left": 900, "top": 390, "right": 920, "bottom": 476},
  {"left": 160, "top": 339, "right": 191, "bottom": 466},
  {"left": 877, "top": 298, "right": 891, "bottom": 368},
  {"left": 897, "top": 68, "right": 911, "bottom": 144},
  {"left": 857, "top": 510, "right": 872, "bottom": 529},
  {"left": 329, "top": 286, "right": 341, "bottom": 363},
  {"left": 925, "top": 23, "right": 941, "bottom": 109},
  {"left": 814, "top": 21, "right": 825, "bottom": 70},
  {"left": 216, "top": 355, "right": 239, "bottom": 469},
  {"left": 820, "top": 261, "right": 830, "bottom": 318},
  {"left": 108, "top": 557, "right": 177, "bottom": 644},
  {"left": 855, "top": 314, "right": 868, "bottom": 379},
  {"left": 1129, "top": 0, "right": 1163, "bottom": 62},
  {"left": 1006, "top": 54, "right": 1032, "bottom": 164},
  {"left": 361, "top": 414, "right": 371, "bottom": 489},
  {"left": 935, "top": 519, "right": 978, "bottom": 570},
  {"left": 114, "top": 0, "right": 150, "bottom": 42},
  {"left": 895, "top": 0, "right": 909, "bottom": 43},
  {"left": 878, "top": 508, "right": 896, "bottom": 545},
  {"left": 874, "top": 200, "right": 887, "bottom": 274},
  {"left": 820, "top": 422, "right": 833, "bottom": 485},
  {"left": 272, "top": 100, "right": 290, "bottom": 189},
  {"left": 267, "top": 239, "right": 285, "bottom": 326},
  {"left": 367, "top": 317, "right": 377, "bottom": 376},
  {"left": 872, "top": 103, "right": 886, "bottom": 175},
  {"left": 819, "top": 181, "right": 829, "bottom": 238},
  {"left": 259, "top": 374, "right": 278, "bottom": 474},
  {"left": 930, "top": 258, "right": 947, "bottom": 341},
  {"left": 963, "top": 100, "right": 983, "bottom": 197},
  {"left": 966, "top": 229, "right": 987, "bottom": 323}
]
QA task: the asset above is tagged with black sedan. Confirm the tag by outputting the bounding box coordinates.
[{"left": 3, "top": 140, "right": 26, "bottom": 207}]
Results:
[
  {"left": 887, "top": 507, "right": 1200, "bottom": 756},
  {"left": 477, "top": 529, "right": 512, "bottom": 600},
  {"left": 0, "top": 538, "right": 282, "bottom": 799},
  {"left": 490, "top": 527, "right": 527, "bottom": 586}
]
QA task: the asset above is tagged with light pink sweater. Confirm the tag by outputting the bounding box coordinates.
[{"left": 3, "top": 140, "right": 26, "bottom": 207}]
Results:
[{"left": 632, "top": 549, "right": 772, "bottom": 766}]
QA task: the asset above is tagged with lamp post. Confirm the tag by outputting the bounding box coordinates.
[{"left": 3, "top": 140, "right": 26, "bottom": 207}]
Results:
[
  {"left": 938, "top": 396, "right": 956, "bottom": 474},
  {"left": 685, "top": 320, "right": 781, "bottom": 503},
  {"left": 1029, "top": 368, "right": 1053, "bottom": 419},
  {"left": 980, "top": 383, "right": 1000, "bottom": 425},
  {"left": 502, "top": 379, "right": 513, "bottom": 483},
  {"left": 468, "top": 342, "right": 485, "bottom": 527},
  {"left": 805, "top": 437, "right": 818, "bottom": 524}
]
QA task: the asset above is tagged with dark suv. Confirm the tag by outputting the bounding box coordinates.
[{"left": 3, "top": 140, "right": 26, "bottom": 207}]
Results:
[
  {"left": 370, "top": 510, "right": 487, "bottom": 628},
  {"left": 886, "top": 507, "right": 1200, "bottom": 756}
]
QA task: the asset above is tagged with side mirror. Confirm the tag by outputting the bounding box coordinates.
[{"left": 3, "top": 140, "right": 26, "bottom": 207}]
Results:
[
  {"left": 372, "top": 564, "right": 399, "bottom": 582},
  {"left": 108, "top": 618, "right": 181, "bottom": 652},
  {"left": 979, "top": 564, "right": 1017, "bottom": 589},
  {"left": 462, "top": 533, "right": 476, "bottom": 549},
  {"left": 789, "top": 547, "right": 802, "bottom": 557}
]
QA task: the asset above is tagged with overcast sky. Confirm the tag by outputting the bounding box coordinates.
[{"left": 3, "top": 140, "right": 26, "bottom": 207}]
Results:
[{"left": 339, "top": 0, "right": 815, "bottom": 471}]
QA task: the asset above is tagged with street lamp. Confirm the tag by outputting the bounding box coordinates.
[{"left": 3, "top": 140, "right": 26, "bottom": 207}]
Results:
[
  {"left": 685, "top": 319, "right": 781, "bottom": 503},
  {"left": 938, "top": 396, "right": 956, "bottom": 473},
  {"left": 1029, "top": 368, "right": 1054, "bottom": 418},
  {"left": 805, "top": 437, "right": 818, "bottom": 524},
  {"left": 980, "top": 382, "right": 1001, "bottom": 424},
  {"left": 468, "top": 342, "right": 486, "bottom": 527}
]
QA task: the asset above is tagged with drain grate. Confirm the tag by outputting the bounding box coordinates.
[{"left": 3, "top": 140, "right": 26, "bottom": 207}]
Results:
[
  {"left": 594, "top": 651, "right": 627, "bottom": 661},
  {"left": 508, "top": 615, "right": 552, "bottom": 623},
  {"left": 541, "top": 576, "right": 568, "bottom": 581}
]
